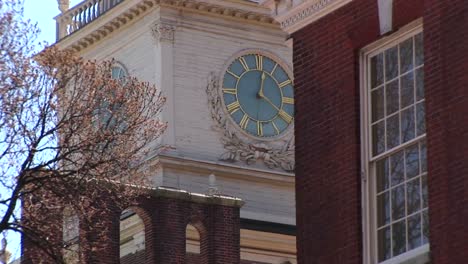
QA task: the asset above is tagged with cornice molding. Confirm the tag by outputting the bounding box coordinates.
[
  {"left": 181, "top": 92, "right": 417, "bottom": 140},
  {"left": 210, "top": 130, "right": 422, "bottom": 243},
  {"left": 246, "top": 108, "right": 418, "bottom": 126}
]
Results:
[
  {"left": 55, "top": 0, "right": 277, "bottom": 52},
  {"left": 261, "top": 0, "right": 353, "bottom": 34},
  {"left": 153, "top": 153, "right": 295, "bottom": 186}
]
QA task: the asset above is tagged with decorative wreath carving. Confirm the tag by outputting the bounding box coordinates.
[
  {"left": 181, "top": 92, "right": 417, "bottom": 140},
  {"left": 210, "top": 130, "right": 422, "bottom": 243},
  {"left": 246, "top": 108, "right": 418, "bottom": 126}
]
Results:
[{"left": 206, "top": 72, "right": 295, "bottom": 172}]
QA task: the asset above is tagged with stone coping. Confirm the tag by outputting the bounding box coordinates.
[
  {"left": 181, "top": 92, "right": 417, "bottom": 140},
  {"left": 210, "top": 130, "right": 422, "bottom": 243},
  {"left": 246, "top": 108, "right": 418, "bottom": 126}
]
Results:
[{"left": 149, "top": 186, "right": 245, "bottom": 208}]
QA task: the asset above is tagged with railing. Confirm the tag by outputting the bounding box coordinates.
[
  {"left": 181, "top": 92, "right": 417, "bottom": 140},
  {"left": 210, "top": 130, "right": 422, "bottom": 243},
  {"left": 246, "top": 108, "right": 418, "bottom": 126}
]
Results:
[{"left": 55, "top": 0, "right": 124, "bottom": 41}]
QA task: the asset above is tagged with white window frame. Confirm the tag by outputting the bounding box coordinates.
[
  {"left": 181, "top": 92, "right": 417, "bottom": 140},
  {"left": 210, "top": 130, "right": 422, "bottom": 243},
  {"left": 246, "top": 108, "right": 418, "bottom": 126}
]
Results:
[{"left": 360, "top": 18, "right": 429, "bottom": 264}]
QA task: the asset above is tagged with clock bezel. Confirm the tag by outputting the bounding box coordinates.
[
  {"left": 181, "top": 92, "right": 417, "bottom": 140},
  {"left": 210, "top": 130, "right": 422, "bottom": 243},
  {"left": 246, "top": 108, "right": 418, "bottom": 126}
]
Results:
[{"left": 219, "top": 49, "right": 295, "bottom": 141}]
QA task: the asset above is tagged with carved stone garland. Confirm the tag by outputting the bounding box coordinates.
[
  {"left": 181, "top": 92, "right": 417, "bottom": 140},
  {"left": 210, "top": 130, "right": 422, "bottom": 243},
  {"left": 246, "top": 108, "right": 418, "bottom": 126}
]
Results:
[{"left": 206, "top": 72, "right": 295, "bottom": 172}]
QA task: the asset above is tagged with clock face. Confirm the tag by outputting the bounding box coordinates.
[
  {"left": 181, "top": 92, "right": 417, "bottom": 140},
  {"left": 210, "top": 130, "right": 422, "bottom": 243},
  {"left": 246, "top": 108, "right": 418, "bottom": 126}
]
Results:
[{"left": 222, "top": 53, "right": 294, "bottom": 138}]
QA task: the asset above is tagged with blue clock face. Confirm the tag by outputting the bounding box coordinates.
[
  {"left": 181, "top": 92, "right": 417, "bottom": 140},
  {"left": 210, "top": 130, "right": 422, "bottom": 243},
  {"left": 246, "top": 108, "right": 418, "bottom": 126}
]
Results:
[{"left": 222, "top": 54, "right": 294, "bottom": 138}]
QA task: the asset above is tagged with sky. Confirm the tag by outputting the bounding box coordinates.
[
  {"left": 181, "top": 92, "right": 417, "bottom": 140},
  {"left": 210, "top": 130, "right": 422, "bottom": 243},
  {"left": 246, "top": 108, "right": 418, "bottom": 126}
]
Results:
[
  {"left": 4, "top": 0, "right": 82, "bottom": 260},
  {"left": 24, "top": 0, "right": 82, "bottom": 45}
]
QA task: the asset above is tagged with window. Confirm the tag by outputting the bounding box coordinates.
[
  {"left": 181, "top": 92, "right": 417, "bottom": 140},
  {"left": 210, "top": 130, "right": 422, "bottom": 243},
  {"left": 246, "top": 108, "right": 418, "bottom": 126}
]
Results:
[
  {"left": 94, "top": 63, "right": 128, "bottom": 130},
  {"left": 362, "top": 23, "right": 428, "bottom": 264},
  {"left": 111, "top": 64, "right": 127, "bottom": 82}
]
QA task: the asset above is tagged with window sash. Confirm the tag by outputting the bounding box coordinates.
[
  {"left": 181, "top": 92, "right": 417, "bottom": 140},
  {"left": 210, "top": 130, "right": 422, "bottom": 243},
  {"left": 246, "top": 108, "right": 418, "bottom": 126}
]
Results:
[{"left": 360, "top": 20, "right": 428, "bottom": 264}]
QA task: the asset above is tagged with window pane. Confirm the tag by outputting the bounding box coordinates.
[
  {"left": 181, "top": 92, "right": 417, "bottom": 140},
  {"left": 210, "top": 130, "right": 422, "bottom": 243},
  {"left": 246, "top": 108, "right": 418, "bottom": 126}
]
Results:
[
  {"left": 401, "top": 106, "right": 415, "bottom": 143},
  {"left": 371, "top": 53, "right": 384, "bottom": 88},
  {"left": 377, "top": 158, "right": 390, "bottom": 192},
  {"left": 407, "top": 178, "right": 421, "bottom": 214},
  {"left": 416, "top": 102, "right": 426, "bottom": 136},
  {"left": 385, "top": 46, "right": 399, "bottom": 81},
  {"left": 378, "top": 191, "right": 391, "bottom": 227},
  {"left": 390, "top": 151, "right": 405, "bottom": 186},
  {"left": 386, "top": 80, "right": 399, "bottom": 115},
  {"left": 400, "top": 38, "right": 414, "bottom": 73},
  {"left": 386, "top": 114, "right": 400, "bottom": 150},
  {"left": 392, "top": 185, "right": 405, "bottom": 220},
  {"left": 378, "top": 227, "right": 392, "bottom": 262},
  {"left": 373, "top": 121, "right": 385, "bottom": 156},
  {"left": 415, "top": 33, "right": 424, "bottom": 66},
  {"left": 372, "top": 87, "right": 385, "bottom": 122},
  {"left": 400, "top": 72, "right": 414, "bottom": 108},
  {"left": 407, "top": 213, "right": 422, "bottom": 250},
  {"left": 422, "top": 174, "right": 428, "bottom": 208},
  {"left": 406, "top": 144, "right": 420, "bottom": 179},
  {"left": 422, "top": 210, "right": 429, "bottom": 244},
  {"left": 392, "top": 220, "right": 407, "bottom": 256},
  {"left": 416, "top": 68, "right": 424, "bottom": 101},
  {"left": 421, "top": 141, "right": 427, "bottom": 173}
]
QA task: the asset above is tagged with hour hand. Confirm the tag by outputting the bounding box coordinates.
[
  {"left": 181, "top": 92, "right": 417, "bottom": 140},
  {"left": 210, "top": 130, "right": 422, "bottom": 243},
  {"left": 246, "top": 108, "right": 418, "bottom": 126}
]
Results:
[{"left": 258, "top": 72, "right": 266, "bottom": 98}]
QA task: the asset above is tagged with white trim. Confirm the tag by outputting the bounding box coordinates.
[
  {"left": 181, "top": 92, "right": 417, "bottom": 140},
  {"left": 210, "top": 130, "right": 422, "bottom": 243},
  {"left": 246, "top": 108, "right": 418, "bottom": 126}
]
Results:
[
  {"left": 378, "top": 0, "right": 394, "bottom": 35},
  {"left": 360, "top": 20, "right": 427, "bottom": 264}
]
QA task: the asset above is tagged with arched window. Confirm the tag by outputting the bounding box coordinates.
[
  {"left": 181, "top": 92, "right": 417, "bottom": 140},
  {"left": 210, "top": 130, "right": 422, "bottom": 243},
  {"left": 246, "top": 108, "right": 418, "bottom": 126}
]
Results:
[
  {"left": 186, "top": 224, "right": 201, "bottom": 263},
  {"left": 94, "top": 63, "right": 128, "bottom": 130},
  {"left": 119, "top": 209, "right": 146, "bottom": 263},
  {"left": 111, "top": 64, "right": 127, "bottom": 83}
]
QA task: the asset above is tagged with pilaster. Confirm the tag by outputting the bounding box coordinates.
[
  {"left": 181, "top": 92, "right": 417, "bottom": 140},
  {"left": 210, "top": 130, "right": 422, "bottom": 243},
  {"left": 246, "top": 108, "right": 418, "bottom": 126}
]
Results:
[{"left": 151, "top": 21, "right": 177, "bottom": 148}]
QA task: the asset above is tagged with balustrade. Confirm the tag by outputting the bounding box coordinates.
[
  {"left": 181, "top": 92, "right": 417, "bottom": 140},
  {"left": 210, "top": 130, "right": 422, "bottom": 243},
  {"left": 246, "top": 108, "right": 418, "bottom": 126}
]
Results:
[{"left": 55, "top": 0, "right": 124, "bottom": 40}]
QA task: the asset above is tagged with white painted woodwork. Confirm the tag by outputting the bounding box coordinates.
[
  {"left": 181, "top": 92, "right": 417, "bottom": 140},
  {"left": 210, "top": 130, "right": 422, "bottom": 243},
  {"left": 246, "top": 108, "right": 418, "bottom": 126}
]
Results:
[{"left": 378, "top": 0, "right": 393, "bottom": 34}]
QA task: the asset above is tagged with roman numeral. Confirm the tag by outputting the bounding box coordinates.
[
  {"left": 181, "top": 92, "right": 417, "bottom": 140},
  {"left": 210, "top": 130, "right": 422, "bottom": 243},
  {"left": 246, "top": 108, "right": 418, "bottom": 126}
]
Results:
[
  {"left": 239, "top": 57, "right": 249, "bottom": 71},
  {"left": 227, "top": 70, "right": 240, "bottom": 79},
  {"left": 271, "top": 63, "right": 278, "bottom": 75},
  {"left": 255, "top": 55, "right": 263, "bottom": 70},
  {"left": 278, "top": 109, "right": 293, "bottom": 123},
  {"left": 222, "top": 88, "right": 237, "bottom": 95},
  {"left": 272, "top": 121, "right": 280, "bottom": 135},
  {"left": 257, "top": 121, "right": 263, "bottom": 137},
  {"left": 279, "top": 79, "right": 292, "bottom": 88},
  {"left": 282, "top": 97, "right": 294, "bottom": 104},
  {"left": 227, "top": 101, "right": 240, "bottom": 114},
  {"left": 239, "top": 114, "right": 249, "bottom": 129}
]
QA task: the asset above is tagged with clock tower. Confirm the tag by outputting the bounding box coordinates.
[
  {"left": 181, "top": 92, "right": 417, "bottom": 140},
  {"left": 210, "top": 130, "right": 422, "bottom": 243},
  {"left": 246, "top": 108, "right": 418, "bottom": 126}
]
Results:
[{"left": 55, "top": 0, "right": 295, "bottom": 262}]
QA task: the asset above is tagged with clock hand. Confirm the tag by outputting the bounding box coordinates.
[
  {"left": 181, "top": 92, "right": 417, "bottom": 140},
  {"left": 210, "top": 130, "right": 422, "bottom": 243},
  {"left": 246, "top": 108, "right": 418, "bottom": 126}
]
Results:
[
  {"left": 257, "top": 72, "right": 280, "bottom": 112},
  {"left": 261, "top": 94, "right": 280, "bottom": 112},
  {"left": 258, "top": 72, "right": 266, "bottom": 98}
]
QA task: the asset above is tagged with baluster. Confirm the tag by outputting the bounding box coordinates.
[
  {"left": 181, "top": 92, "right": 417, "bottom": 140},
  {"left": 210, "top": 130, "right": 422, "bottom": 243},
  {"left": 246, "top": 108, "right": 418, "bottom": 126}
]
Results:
[
  {"left": 92, "top": 0, "right": 97, "bottom": 20},
  {"left": 78, "top": 9, "right": 82, "bottom": 29},
  {"left": 71, "top": 13, "right": 76, "bottom": 33},
  {"left": 86, "top": 3, "right": 90, "bottom": 23}
]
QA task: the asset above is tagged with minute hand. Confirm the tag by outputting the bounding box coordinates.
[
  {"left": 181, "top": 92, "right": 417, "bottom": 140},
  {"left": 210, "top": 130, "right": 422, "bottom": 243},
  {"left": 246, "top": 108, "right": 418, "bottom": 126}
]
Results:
[{"left": 260, "top": 94, "right": 280, "bottom": 112}]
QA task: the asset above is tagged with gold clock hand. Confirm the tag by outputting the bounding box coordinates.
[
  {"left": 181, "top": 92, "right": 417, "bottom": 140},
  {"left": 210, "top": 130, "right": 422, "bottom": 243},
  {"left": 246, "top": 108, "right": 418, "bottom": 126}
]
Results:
[
  {"left": 258, "top": 72, "right": 266, "bottom": 97},
  {"left": 261, "top": 95, "right": 280, "bottom": 112}
]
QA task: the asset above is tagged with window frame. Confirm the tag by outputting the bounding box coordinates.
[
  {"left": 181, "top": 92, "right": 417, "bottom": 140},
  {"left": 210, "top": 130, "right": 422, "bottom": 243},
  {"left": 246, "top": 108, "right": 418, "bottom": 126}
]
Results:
[{"left": 360, "top": 19, "right": 429, "bottom": 264}]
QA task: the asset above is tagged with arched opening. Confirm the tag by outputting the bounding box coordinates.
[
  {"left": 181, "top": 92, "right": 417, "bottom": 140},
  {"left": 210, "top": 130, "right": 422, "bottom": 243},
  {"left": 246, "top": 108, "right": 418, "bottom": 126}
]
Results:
[
  {"left": 119, "top": 208, "right": 146, "bottom": 263},
  {"left": 186, "top": 224, "right": 201, "bottom": 264},
  {"left": 62, "top": 207, "right": 79, "bottom": 263}
]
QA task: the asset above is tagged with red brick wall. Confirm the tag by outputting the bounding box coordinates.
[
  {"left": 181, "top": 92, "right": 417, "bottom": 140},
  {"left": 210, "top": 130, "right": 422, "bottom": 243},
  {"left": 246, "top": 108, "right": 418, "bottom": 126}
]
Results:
[
  {"left": 292, "top": 0, "right": 423, "bottom": 263},
  {"left": 22, "top": 190, "right": 241, "bottom": 264},
  {"left": 424, "top": 0, "right": 468, "bottom": 263}
]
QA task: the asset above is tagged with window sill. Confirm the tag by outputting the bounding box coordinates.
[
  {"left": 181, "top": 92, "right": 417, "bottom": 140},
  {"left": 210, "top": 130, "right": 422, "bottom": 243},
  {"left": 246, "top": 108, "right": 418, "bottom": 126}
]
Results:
[
  {"left": 379, "top": 245, "right": 430, "bottom": 264},
  {"left": 399, "top": 251, "right": 430, "bottom": 264}
]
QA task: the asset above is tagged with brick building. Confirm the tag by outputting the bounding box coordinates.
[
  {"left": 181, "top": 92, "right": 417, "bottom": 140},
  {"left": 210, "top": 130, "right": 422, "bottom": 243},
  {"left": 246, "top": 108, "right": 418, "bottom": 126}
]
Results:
[
  {"left": 260, "top": 0, "right": 468, "bottom": 263},
  {"left": 22, "top": 185, "right": 244, "bottom": 263}
]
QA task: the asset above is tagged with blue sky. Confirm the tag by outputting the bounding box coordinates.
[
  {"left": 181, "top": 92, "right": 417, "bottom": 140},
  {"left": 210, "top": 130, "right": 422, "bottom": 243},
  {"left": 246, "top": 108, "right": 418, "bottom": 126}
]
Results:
[
  {"left": 4, "top": 0, "right": 82, "bottom": 260},
  {"left": 24, "top": 0, "right": 82, "bottom": 45}
]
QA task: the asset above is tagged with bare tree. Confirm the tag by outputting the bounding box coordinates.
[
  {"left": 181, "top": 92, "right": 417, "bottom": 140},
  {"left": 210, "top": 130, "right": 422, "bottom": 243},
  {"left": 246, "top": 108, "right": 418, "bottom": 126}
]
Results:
[{"left": 0, "top": 0, "right": 165, "bottom": 261}]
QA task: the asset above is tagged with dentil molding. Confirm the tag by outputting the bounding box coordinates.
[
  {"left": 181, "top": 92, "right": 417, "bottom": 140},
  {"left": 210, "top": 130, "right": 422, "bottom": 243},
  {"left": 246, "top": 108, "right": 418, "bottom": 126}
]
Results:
[{"left": 261, "top": 0, "right": 353, "bottom": 34}]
